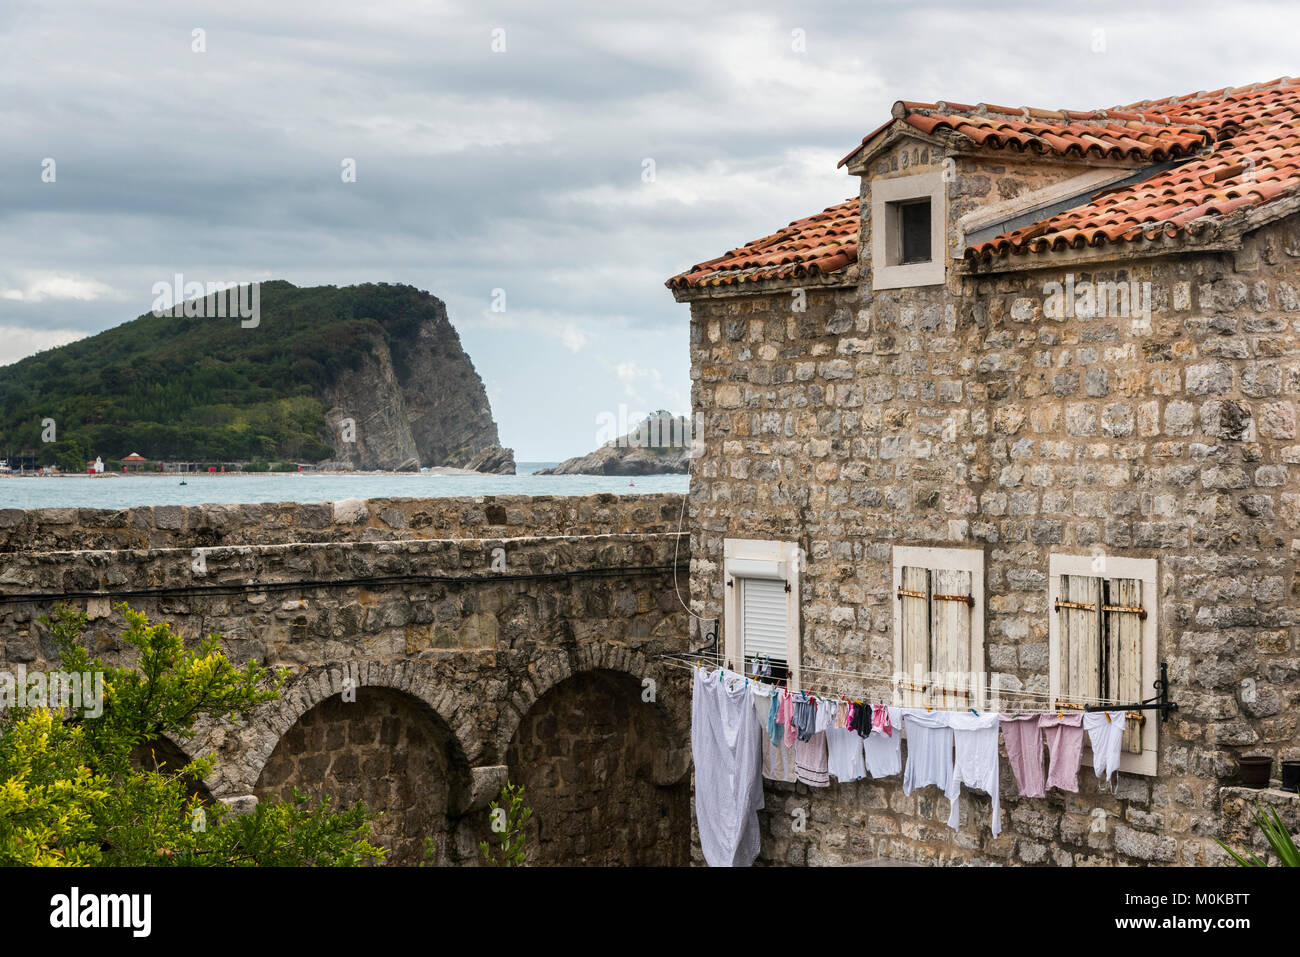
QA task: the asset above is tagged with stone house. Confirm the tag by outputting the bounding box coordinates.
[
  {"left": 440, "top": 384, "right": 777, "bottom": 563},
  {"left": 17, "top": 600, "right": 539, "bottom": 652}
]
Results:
[{"left": 667, "top": 77, "right": 1300, "bottom": 865}]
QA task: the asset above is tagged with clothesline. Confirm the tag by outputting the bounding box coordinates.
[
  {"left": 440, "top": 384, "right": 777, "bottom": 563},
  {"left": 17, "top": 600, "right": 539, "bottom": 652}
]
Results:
[
  {"left": 659, "top": 652, "right": 1135, "bottom": 713},
  {"left": 688, "top": 658, "right": 1131, "bottom": 866}
]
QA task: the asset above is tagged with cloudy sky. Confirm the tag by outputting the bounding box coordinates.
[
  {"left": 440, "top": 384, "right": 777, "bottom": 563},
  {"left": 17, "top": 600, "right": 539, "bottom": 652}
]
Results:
[{"left": 3, "top": 0, "right": 1298, "bottom": 459}]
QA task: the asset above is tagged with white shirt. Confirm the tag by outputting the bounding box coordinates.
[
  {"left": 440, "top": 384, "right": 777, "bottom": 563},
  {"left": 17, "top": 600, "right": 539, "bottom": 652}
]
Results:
[
  {"left": 692, "top": 668, "right": 764, "bottom": 866},
  {"left": 901, "top": 708, "right": 954, "bottom": 796},
  {"left": 814, "top": 696, "right": 834, "bottom": 735},
  {"left": 945, "top": 711, "right": 1002, "bottom": 837},
  {"left": 826, "top": 727, "right": 867, "bottom": 782},
  {"left": 863, "top": 705, "right": 903, "bottom": 778},
  {"left": 1083, "top": 710, "right": 1127, "bottom": 789}
]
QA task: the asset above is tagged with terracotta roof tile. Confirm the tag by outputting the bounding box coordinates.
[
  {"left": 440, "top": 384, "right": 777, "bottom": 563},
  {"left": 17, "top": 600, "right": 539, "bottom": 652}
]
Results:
[
  {"left": 672, "top": 77, "right": 1300, "bottom": 287},
  {"left": 967, "top": 77, "right": 1300, "bottom": 263},
  {"left": 838, "top": 99, "right": 1212, "bottom": 168},
  {"left": 666, "top": 198, "right": 859, "bottom": 290}
]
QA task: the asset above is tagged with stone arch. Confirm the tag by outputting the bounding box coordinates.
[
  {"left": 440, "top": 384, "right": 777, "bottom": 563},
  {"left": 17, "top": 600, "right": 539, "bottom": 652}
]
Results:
[
  {"left": 253, "top": 685, "right": 469, "bottom": 864},
  {"left": 201, "top": 660, "right": 477, "bottom": 800},
  {"left": 130, "top": 733, "right": 213, "bottom": 804},
  {"left": 500, "top": 645, "right": 693, "bottom": 866},
  {"left": 491, "top": 643, "right": 690, "bottom": 768}
]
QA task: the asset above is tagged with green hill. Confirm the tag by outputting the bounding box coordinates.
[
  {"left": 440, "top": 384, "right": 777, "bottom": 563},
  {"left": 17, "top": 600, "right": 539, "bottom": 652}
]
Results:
[{"left": 0, "top": 281, "right": 510, "bottom": 472}]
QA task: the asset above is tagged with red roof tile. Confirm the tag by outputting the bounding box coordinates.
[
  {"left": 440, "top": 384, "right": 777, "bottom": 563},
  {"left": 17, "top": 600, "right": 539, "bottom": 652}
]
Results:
[
  {"left": 839, "top": 100, "right": 1211, "bottom": 168},
  {"left": 968, "top": 77, "right": 1300, "bottom": 262},
  {"left": 672, "top": 77, "right": 1300, "bottom": 287},
  {"left": 666, "top": 198, "right": 859, "bottom": 290}
]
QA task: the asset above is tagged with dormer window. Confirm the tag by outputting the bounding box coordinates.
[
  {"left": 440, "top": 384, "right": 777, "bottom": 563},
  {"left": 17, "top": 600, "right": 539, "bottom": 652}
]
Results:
[{"left": 871, "top": 171, "right": 945, "bottom": 290}]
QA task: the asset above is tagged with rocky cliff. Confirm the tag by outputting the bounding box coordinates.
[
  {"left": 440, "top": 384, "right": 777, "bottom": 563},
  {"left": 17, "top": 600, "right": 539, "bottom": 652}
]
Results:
[
  {"left": 0, "top": 280, "right": 514, "bottom": 473},
  {"left": 538, "top": 412, "right": 692, "bottom": 475},
  {"left": 319, "top": 287, "right": 513, "bottom": 472}
]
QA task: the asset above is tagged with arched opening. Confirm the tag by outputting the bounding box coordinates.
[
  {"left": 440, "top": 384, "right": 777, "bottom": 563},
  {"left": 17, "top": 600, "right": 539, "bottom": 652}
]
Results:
[
  {"left": 131, "top": 737, "right": 213, "bottom": 804},
  {"left": 254, "top": 687, "right": 466, "bottom": 865},
  {"left": 506, "top": 669, "right": 689, "bottom": 866}
]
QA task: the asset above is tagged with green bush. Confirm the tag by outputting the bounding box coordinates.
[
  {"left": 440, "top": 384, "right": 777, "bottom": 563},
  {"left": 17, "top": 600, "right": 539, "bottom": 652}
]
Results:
[
  {"left": 1216, "top": 799, "right": 1300, "bottom": 866},
  {"left": 0, "top": 604, "right": 384, "bottom": 866}
]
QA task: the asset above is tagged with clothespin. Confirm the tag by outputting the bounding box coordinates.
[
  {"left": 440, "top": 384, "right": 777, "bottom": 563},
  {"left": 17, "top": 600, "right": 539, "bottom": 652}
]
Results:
[
  {"left": 970, "top": 707, "right": 979, "bottom": 716},
  {"left": 1104, "top": 712, "right": 1112, "bottom": 723}
]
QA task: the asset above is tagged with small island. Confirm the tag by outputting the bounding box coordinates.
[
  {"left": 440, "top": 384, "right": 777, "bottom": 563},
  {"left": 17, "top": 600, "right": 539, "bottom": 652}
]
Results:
[{"left": 537, "top": 412, "right": 693, "bottom": 475}]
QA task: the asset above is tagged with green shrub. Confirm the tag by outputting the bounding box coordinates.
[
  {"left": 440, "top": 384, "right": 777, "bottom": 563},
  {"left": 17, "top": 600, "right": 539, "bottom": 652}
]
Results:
[{"left": 0, "top": 604, "right": 384, "bottom": 866}]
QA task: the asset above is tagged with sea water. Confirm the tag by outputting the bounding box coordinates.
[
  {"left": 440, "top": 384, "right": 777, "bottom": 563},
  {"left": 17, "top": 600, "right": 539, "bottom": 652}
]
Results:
[{"left": 0, "top": 464, "right": 689, "bottom": 509}]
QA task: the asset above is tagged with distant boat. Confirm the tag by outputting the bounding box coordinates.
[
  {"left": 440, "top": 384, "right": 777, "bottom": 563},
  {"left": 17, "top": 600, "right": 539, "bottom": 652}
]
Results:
[{"left": 179, "top": 480, "right": 187, "bottom": 486}]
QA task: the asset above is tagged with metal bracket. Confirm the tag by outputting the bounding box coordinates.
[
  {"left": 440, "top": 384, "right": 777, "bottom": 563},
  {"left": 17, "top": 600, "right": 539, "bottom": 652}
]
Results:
[
  {"left": 1085, "top": 661, "right": 1179, "bottom": 721},
  {"left": 697, "top": 619, "right": 719, "bottom": 656},
  {"left": 1055, "top": 598, "right": 1147, "bottom": 620},
  {"left": 897, "top": 588, "right": 971, "bottom": 606}
]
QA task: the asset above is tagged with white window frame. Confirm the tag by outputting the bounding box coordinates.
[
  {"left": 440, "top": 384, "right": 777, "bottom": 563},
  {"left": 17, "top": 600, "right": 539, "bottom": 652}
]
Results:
[
  {"left": 871, "top": 170, "right": 947, "bottom": 290},
  {"left": 891, "top": 545, "right": 986, "bottom": 707},
  {"left": 1048, "top": 553, "right": 1159, "bottom": 777},
  {"left": 723, "top": 538, "right": 801, "bottom": 690}
]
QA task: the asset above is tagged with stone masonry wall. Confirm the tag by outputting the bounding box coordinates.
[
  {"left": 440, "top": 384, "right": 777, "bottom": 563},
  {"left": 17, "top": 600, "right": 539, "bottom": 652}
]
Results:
[
  {"left": 685, "top": 213, "right": 1300, "bottom": 865},
  {"left": 255, "top": 687, "right": 466, "bottom": 865},
  {"left": 505, "top": 669, "right": 691, "bottom": 866},
  {"left": 0, "top": 492, "right": 684, "bottom": 552},
  {"left": 0, "top": 493, "right": 694, "bottom": 866}
]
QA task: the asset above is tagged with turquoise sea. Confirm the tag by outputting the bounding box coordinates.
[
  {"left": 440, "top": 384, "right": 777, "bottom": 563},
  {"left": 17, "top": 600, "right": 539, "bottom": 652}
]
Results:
[{"left": 0, "top": 463, "right": 689, "bottom": 509}]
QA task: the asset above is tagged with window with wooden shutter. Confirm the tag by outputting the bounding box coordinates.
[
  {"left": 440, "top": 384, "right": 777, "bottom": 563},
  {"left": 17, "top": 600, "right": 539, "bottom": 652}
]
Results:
[
  {"left": 893, "top": 547, "right": 984, "bottom": 707},
  {"left": 1050, "top": 554, "right": 1158, "bottom": 776},
  {"left": 1056, "top": 575, "right": 1145, "bottom": 753}
]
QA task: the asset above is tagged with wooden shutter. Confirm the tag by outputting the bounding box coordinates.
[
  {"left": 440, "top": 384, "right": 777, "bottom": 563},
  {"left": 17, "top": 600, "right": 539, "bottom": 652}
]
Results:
[
  {"left": 739, "top": 577, "right": 789, "bottom": 665},
  {"left": 1058, "top": 574, "right": 1102, "bottom": 705},
  {"left": 1105, "top": 577, "right": 1144, "bottom": 753},
  {"left": 930, "top": 568, "right": 972, "bottom": 707},
  {"left": 899, "top": 566, "right": 930, "bottom": 706}
]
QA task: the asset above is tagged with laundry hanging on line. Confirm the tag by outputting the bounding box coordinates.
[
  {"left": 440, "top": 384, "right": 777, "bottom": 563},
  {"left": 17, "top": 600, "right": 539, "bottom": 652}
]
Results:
[{"left": 688, "top": 663, "right": 1129, "bottom": 864}]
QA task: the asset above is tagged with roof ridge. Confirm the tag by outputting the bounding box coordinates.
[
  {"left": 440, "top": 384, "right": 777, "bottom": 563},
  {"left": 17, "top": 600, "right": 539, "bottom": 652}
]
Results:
[{"left": 1109, "top": 75, "right": 1299, "bottom": 112}]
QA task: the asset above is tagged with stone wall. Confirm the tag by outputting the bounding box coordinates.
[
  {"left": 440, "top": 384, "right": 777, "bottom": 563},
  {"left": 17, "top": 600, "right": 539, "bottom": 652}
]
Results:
[
  {"left": 506, "top": 669, "right": 691, "bottom": 866},
  {"left": 0, "top": 493, "right": 694, "bottom": 866},
  {"left": 255, "top": 687, "right": 468, "bottom": 865},
  {"left": 0, "top": 492, "right": 684, "bottom": 552},
  {"left": 682, "top": 213, "right": 1300, "bottom": 865}
]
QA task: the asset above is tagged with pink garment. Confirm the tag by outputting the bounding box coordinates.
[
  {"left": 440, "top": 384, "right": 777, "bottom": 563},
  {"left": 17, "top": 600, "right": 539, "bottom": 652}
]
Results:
[
  {"left": 1038, "top": 712, "right": 1085, "bottom": 792},
  {"left": 872, "top": 703, "right": 894, "bottom": 737},
  {"left": 779, "top": 689, "right": 797, "bottom": 748},
  {"left": 999, "top": 714, "right": 1046, "bottom": 798}
]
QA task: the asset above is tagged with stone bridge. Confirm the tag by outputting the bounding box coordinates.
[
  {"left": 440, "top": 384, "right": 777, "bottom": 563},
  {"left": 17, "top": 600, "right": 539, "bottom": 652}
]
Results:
[{"left": 0, "top": 493, "right": 695, "bottom": 865}]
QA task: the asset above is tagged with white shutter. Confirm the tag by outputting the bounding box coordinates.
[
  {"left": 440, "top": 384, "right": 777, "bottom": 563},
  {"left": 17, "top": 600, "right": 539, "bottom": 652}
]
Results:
[
  {"left": 739, "top": 577, "right": 789, "bottom": 663},
  {"left": 899, "top": 566, "right": 930, "bottom": 706},
  {"left": 1104, "top": 577, "right": 1145, "bottom": 753},
  {"left": 931, "top": 568, "right": 973, "bottom": 707},
  {"left": 1058, "top": 574, "right": 1102, "bottom": 705}
]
